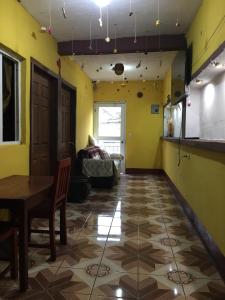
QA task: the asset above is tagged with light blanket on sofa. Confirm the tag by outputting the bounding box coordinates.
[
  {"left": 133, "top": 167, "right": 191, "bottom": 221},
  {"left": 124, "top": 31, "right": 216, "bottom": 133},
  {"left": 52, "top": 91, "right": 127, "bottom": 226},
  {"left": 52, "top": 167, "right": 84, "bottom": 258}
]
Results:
[{"left": 82, "top": 159, "right": 113, "bottom": 177}]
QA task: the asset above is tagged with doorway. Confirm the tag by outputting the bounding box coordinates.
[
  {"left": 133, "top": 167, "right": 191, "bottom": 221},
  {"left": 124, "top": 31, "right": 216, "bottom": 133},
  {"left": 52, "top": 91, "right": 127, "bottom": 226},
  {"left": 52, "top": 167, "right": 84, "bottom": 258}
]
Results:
[
  {"left": 94, "top": 102, "right": 126, "bottom": 173},
  {"left": 30, "top": 60, "right": 76, "bottom": 176},
  {"left": 58, "top": 82, "right": 76, "bottom": 161},
  {"left": 30, "top": 61, "right": 58, "bottom": 176}
]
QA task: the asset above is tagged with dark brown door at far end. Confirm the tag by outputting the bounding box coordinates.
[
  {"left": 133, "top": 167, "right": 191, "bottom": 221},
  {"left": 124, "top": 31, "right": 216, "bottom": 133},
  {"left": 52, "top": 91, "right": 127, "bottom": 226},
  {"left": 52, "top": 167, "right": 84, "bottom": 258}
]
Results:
[
  {"left": 30, "top": 69, "right": 57, "bottom": 176},
  {"left": 58, "top": 85, "right": 76, "bottom": 160}
]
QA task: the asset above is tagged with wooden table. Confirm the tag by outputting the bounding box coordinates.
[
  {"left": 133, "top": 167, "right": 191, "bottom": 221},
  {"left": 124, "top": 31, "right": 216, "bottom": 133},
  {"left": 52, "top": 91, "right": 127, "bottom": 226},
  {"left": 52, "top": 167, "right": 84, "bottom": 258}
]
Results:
[{"left": 0, "top": 175, "right": 53, "bottom": 292}]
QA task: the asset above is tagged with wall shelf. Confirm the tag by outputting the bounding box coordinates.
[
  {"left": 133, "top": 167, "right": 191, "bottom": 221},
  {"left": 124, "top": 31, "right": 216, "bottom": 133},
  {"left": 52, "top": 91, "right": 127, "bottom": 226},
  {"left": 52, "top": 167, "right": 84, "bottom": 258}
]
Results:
[{"left": 161, "top": 136, "right": 225, "bottom": 153}]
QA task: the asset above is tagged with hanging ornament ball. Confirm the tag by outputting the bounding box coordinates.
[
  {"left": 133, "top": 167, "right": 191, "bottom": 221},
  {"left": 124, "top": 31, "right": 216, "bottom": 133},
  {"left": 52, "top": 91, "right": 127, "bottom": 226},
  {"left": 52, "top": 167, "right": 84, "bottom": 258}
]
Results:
[
  {"left": 113, "top": 48, "right": 118, "bottom": 54},
  {"left": 113, "top": 63, "right": 124, "bottom": 75},
  {"left": 137, "top": 92, "right": 143, "bottom": 98},
  {"left": 155, "top": 19, "right": 160, "bottom": 27},
  {"left": 134, "top": 39, "right": 137, "bottom": 44},
  {"left": 105, "top": 36, "right": 111, "bottom": 43},
  {"left": 176, "top": 21, "right": 180, "bottom": 27}
]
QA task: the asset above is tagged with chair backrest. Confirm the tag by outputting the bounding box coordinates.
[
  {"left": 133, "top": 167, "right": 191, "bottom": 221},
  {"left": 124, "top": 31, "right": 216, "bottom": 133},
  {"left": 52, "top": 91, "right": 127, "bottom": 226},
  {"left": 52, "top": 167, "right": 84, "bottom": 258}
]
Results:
[{"left": 53, "top": 158, "right": 71, "bottom": 207}]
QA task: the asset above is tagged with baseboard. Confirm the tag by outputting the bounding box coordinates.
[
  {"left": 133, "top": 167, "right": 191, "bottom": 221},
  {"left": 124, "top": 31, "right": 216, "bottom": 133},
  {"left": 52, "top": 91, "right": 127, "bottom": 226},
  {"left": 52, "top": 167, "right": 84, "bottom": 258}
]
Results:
[
  {"left": 164, "top": 172, "right": 225, "bottom": 281},
  {"left": 125, "top": 168, "right": 164, "bottom": 175}
]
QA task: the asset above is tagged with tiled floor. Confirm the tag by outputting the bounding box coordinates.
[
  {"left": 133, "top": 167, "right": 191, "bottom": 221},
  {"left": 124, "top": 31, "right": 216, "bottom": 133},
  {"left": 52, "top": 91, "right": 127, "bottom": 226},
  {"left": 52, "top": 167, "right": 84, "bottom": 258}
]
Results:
[{"left": 0, "top": 174, "right": 225, "bottom": 299}]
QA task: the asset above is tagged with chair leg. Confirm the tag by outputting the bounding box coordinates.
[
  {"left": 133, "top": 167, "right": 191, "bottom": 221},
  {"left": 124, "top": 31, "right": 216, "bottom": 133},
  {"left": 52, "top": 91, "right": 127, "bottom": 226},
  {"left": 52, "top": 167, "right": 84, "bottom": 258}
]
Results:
[
  {"left": 49, "top": 216, "right": 56, "bottom": 261},
  {"left": 60, "top": 203, "right": 67, "bottom": 245},
  {"left": 28, "top": 218, "right": 32, "bottom": 243},
  {"left": 10, "top": 231, "right": 18, "bottom": 279}
]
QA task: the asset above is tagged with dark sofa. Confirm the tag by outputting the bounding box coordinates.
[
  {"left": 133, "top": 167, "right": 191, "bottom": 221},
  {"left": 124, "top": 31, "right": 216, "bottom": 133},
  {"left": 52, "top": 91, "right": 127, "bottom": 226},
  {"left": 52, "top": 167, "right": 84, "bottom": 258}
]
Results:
[{"left": 76, "top": 146, "right": 118, "bottom": 188}]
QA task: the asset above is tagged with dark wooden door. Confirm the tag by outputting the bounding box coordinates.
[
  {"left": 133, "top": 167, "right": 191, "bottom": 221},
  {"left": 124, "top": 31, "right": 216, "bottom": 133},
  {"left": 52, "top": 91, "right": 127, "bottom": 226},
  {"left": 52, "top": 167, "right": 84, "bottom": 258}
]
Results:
[
  {"left": 30, "top": 66, "right": 57, "bottom": 176},
  {"left": 58, "top": 85, "right": 75, "bottom": 160}
]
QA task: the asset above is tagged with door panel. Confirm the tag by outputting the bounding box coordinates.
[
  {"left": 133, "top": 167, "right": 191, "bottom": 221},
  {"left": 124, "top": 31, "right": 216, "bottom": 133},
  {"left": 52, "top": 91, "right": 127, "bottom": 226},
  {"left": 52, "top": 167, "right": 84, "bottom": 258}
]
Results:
[
  {"left": 31, "top": 72, "right": 51, "bottom": 175},
  {"left": 58, "top": 86, "right": 75, "bottom": 160}
]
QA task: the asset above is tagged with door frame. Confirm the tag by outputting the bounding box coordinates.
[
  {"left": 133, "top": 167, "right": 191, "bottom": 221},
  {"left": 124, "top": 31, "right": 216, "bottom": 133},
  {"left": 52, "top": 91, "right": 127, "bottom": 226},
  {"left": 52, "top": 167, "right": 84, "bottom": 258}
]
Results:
[
  {"left": 58, "top": 79, "right": 77, "bottom": 161},
  {"left": 93, "top": 101, "right": 126, "bottom": 171},
  {"left": 30, "top": 58, "right": 76, "bottom": 175}
]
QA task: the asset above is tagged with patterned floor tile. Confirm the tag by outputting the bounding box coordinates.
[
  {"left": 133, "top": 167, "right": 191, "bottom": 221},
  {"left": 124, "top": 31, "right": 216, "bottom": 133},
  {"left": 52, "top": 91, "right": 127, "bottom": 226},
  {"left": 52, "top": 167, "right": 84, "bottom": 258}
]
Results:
[
  {"left": 85, "top": 214, "right": 114, "bottom": 227},
  {"left": 108, "top": 223, "right": 138, "bottom": 240},
  {"left": 103, "top": 248, "right": 138, "bottom": 274},
  {"left": 79, "top": 226, "right": 111, "bottom": 237},
  {"left": 175, "top": 261, "right": 223, "bottom": 282},
  {"left": 92, "top": 272, "right": 138, "bottom": 298},
  {"left": 3, "top": 267, "right": 85, "bottom": 299},
  {"left": 55, "top": 267, "right": 94, "bottom": 295},
  {"left": 0, "top": 174, "right": 223, "bottom": 299},
  {"left": 138, "top": 274, "right": 185, "bottom": 299},
  {"left": 139, "top": 237, "right": 174, "bottom": 257},
  {"left": 59, "top": 294, "right": 90, "bottom": 300},
  {"left": 138, "top": 222, "right": 166, "bottom": 239},
  {"left": 184, "top": 279, "right": 225, "bottom": 299}
]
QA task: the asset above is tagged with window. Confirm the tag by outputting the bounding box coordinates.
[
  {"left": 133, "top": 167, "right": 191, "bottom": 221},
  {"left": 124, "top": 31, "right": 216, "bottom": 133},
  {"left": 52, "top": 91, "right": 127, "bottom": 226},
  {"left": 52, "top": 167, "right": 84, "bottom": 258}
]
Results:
[{"left": 0, "top": 50, "right": 20, "bottom": 143}]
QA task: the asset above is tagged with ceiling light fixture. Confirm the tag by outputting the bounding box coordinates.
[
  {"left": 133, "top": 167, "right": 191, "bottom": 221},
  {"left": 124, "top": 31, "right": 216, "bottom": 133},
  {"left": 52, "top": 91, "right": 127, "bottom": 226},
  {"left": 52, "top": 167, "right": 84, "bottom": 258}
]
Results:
[
  {"left": 105, "top": 6, "right": 111, "bottom": 43},
  {"left": 93, "top": 0, "right": 111, "bottom": 7}
]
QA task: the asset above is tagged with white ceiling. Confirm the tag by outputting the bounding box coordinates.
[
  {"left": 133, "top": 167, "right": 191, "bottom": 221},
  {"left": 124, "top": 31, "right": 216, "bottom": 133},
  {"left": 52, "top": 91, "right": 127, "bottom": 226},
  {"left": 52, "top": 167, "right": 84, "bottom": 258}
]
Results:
[
  {"left": 21, "top": 0, "right": 202, "bottom": 41},
  {"left": 20, "top": 0, "right": 202, "bottom": 81},
  {"left": 73, "top": 51, "right": 177, "bottom": 81}
]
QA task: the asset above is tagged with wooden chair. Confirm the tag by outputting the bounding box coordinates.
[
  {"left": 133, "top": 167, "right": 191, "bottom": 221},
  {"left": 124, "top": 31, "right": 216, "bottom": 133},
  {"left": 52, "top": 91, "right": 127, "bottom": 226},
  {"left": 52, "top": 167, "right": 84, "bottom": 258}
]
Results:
[
  {"left": 0, "top": 224, "right": 18, "bottom": 279},
  {"left": 28, "top": 158, "right": 71, "bottom": 261}
]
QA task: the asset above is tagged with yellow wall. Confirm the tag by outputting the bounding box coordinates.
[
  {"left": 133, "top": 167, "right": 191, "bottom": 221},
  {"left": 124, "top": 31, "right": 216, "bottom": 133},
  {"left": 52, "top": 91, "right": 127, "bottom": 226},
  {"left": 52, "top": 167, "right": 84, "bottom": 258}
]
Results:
[
  {"left": 94, "top": 81, "right": 163, "bottom": 169},
  {"left": 162, "top": 142, "right": 225, "bottom": 254},
  {"left": 0, "top": 0, "right": 93, "bottom": 180},
  {"left": 163, "top": 0, "right": 225, "bottom": 254},
  {"left": 187, "top": 0, "right": 225, "bottom": 74}
]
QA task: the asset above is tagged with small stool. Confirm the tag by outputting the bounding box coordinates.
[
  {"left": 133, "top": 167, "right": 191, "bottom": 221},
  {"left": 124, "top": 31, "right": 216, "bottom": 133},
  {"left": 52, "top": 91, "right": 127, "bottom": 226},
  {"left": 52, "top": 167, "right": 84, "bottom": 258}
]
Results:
[
  {"left": 110, "top": 153, "right": 124, "bottom": 174},
  {"left": 68, "top": 176, "right": 91, "bottom": 203}
]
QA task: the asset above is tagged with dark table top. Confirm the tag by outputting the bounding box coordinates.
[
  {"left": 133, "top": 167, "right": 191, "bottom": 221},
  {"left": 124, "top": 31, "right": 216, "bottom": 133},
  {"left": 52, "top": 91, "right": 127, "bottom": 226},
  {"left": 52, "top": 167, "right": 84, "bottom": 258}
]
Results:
[{"left": 0, "top": 175, "right": 53, "bottom": 201}]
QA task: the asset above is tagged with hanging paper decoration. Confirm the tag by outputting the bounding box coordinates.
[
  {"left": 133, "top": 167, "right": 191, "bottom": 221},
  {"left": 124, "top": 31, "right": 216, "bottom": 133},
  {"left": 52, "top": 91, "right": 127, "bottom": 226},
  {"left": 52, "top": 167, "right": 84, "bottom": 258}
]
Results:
[
  {"left": 105, "top": 6, "right": 111, "bottom": 43},
  {"left": 134, "top": 13, "right": 137, "bottom": 43},
  {"left": 113, "top": 24, "right": 118, "bottom": 53},
  {"left": 129, "top": 0, "right": 134, "bottom": 16},
  {"left": 113, "top": 63, "right": 124, "bottom": 75},
  {"left": 62, "top": 0, "right": 67, "bottom": 18}
]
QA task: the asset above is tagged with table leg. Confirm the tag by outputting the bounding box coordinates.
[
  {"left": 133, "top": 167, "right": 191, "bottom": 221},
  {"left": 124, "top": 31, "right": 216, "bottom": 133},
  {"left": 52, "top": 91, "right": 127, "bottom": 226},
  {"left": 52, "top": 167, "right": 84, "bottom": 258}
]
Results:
[{"left": 18, "top": 205, "right": 28, "bottom": 292}]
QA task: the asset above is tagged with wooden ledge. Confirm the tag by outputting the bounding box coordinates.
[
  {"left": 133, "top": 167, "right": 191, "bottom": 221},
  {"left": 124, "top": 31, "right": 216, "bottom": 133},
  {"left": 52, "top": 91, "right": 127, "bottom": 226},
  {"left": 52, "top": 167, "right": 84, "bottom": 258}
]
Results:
[{"left": 161, "top": 137, "right": 225, "bottom": 153}]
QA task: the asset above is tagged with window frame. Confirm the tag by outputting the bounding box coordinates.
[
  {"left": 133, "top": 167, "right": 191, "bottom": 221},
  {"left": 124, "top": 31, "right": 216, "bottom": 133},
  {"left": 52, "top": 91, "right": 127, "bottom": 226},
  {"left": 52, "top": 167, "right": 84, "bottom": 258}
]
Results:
[{"left": 0, "top": 49, "right": 21, "bottom": 145}]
